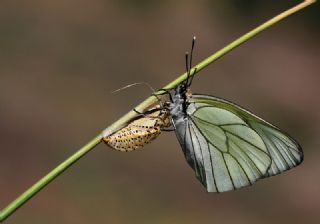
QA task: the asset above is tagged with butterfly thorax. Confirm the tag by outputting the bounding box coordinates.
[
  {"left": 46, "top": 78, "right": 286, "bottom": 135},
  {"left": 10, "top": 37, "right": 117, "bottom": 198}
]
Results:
[{"left": 169, "top": 84, "right": 191, "bottom": 121}]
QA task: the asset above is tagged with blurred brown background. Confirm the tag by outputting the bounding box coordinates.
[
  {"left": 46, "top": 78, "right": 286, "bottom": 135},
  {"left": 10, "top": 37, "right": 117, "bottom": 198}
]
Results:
[{"left": 0, "top": 0, "right": 319, "bottom": 223}]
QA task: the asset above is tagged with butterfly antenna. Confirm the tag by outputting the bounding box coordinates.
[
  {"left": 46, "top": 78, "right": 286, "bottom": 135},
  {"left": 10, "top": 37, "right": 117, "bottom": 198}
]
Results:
[
  {"left": 189, "top": 36, "right": 196, "bottom": 72},
  {"left": 185, "top": 51, "right": 190, "bottom": 84},
  {"left": 184, "top": 51, "right": 191, "bottom": 87},
  {"left": 187, "top": 36, "right": 196, "bottom": 86}
]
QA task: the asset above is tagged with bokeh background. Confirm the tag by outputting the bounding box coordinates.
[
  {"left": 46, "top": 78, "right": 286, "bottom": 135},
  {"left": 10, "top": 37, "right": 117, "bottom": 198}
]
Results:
[{"left": 0, "top": 0, "right": 319, "bottom": 223}]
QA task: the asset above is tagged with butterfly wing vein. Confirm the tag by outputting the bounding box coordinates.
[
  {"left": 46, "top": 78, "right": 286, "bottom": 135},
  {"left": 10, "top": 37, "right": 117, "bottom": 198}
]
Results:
[{"left": 173, "top": 94, "right": 303, "bottom": 192}]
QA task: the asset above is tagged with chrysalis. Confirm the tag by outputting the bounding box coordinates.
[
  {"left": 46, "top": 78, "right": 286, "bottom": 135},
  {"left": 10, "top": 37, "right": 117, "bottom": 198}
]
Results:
[{"left": 103, "top": 106, "right": 171, "bottom": 152}]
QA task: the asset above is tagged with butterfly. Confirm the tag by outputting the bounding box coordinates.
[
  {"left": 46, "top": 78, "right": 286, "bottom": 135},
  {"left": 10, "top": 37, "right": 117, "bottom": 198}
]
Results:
[
  {"left": 103, "top": 37, "right": 303, "bottom": 192},
  {"left": 161, "top": 37, "right": 303, "bottom": 192}
]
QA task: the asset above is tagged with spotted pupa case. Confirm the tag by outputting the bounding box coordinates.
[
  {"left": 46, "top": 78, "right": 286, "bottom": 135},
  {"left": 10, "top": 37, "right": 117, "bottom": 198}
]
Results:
[{"left": 103, "top": 107, "right": 171, "bottom": 152}]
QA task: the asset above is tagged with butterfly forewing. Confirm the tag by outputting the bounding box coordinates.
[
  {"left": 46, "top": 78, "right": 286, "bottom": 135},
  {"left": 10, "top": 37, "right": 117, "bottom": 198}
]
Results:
[
  {"left": 249, "top": 122, "right": 303, "bottom": 176},
  {"left": 189, "top": 95, "right": 303, "bottom": 178},
  {"left": 177, "top": 102, "right": 272, "bottom": 192}
]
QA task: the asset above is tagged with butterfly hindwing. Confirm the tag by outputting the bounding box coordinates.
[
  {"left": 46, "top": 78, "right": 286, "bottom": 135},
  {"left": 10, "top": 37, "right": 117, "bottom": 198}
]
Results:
[
  {"left": 189, "top": 94, "right": 303, "bottom": 182},
  {"left": 174, "top": 99, "right": 274, "bottom": 192}
]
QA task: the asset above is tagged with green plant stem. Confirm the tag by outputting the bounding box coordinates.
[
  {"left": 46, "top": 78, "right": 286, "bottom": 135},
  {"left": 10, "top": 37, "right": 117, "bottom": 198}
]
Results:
[
  {"left": 103, "top": 0, "right": 316, "bottom": 136},
  {"left": 0, "top": 134, "right": 102, "bottom": 222},
  {"left": 0, "top": 0, "right": 315, "bottom": 222}
]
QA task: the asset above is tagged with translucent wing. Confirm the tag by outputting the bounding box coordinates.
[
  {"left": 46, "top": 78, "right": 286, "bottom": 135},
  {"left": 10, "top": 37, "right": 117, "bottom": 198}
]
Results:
[
  {"left": 175, "top": 94, "right": 303, "bottom": 192},
  {"left": 191, "top": 95, "right": 303, "bottom": 176}
]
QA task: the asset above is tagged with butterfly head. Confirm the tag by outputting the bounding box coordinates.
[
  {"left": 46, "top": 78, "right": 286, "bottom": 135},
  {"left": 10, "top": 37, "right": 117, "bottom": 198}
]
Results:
[{"left": 175, "top": 36, "right": 197, "bottom": 97}]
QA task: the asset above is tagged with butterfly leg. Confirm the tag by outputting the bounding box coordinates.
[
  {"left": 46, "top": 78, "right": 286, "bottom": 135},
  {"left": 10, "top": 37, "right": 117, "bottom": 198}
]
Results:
[
  {"left": 133, "top": 108, "right": 144, "bottom": 115},
  {"left": 154, "top": 88, "right": 173, "bottom": 102},
  {"left": 161, "top": 127, "right": 175, "bottom": 132}
]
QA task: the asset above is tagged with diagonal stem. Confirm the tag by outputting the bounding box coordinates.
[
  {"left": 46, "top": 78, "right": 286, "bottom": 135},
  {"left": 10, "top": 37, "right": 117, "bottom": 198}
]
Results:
[
  {"left": 0, "top": 134, "right": 102, "bottom": 222},
  {"left": 0, "top": 0, "right": 315, "bottom": 222}
]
